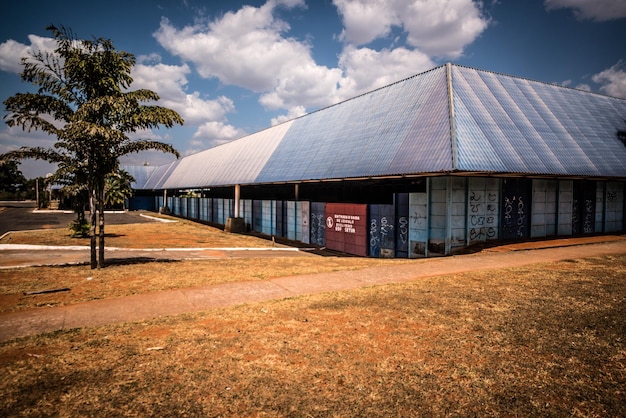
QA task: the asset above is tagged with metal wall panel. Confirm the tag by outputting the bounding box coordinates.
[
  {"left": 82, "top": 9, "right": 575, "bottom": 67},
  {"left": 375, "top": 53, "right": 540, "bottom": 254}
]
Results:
[
  {"left": 252, "top": 200, "right": 262, "bottom": 232},
  {"left": 531, "top": 179, "right": 557, "bottom": 238},
  {"left": 310, "top": 202, "right": 326, "bottom": 247},
  {"left": 300, "top": 201, "right": 310, "bottom": 244},
  {"left": 595, "top": 183, "right": 604, "bottom": 233},
  {"left": 241, "top": 199, "right": 253, "bottom": 230},
  {"left": 558, "top": 180, "right": 574, "bottom": 236},
  {"left": 369, "top": 204, "right": 395, "bottom": 257},
  {"left": 275, "top": 200, "right": 286, "bottom": 238},
  {"left": 261, "top": 200, "right": 275, "bottom": 236},
  {"left": 395, "top": 193, "right": 410, "bottom": 258},
  {"left": 409, "top": 192, "right": 429, "bottom": 257},
  {"left": 572, "top": 181, "right": 596, "bottom": 235},
  {"left": 468, "top": 178, "right": 499, "bottom": 243},
  {"left": 606, "top": 182, "right": 624, "bottom": 232}
]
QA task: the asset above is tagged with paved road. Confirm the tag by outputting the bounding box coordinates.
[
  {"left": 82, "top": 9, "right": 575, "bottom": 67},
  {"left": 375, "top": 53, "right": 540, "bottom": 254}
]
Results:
[{"left": 0, "top": 201, "right": 156, "bottom": 236}]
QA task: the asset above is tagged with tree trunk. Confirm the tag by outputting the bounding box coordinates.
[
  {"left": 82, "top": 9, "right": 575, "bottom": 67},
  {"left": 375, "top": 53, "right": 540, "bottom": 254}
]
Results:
[
  {"left": 98, "top": 187, "right": 105, "bottom": 269},
  {"left": 89, "top": 189, "right": 97, "bottom": 269}
]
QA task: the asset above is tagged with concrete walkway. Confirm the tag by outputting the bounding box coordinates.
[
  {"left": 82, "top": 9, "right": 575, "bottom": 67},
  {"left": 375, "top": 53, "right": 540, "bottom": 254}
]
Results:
[{"left": 1, "top": 236, "right": 625, "bottom": 342}]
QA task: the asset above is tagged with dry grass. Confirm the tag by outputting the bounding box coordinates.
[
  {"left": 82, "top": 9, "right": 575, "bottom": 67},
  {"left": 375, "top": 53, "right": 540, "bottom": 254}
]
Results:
[
  {"left": 1, "top": 255, "right": 624, "bottom": 416},
  {"left": 1, "top": 218, "right": 625, "bottom": 415},
  {"left": 0, "top": 215, "right": 280, "bottom": 248},
  {"left": 0, "top": 257, "right": 405, "bottom": 313}
]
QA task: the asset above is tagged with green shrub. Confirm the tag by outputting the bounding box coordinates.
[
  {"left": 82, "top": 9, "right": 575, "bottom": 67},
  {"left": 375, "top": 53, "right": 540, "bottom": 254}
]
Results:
[{"left": 69, "top": 218, "right": 90, "bottom": 238}]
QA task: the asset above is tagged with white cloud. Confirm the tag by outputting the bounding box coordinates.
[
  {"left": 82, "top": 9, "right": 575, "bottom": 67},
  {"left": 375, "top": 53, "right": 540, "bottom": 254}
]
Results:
[
  {"left": 592, "top": 62, "right": 626, "bottom": 98},
  {"left": 334, "top": 0, "right": 490, "bottom": 58},
  {"left": 131, "top": 60, "right": 242, "bottom": 144},
  {"left": 0, "top": 39, "right": 30, "bottom": 73},
  {"left": 0, "top": 126, "right": 56, "bottom": 154},
  {"left": 189, "top": 121, "right": 247, "bottom": 153},
  {"left": 0, "top": 35, "right": 57, "bottom": 73},
  {"left": 338, "top": 45, "right": 434, "bottom": 97},
  {"left": 192, "top": 121, "right": 245, "bottom": 142},
  {"left": 154, "top": 3, "right": 309, "bottom": 92},
  {"left": 154, "top": 1, "right": 350, "bottom": 115},
  {"left": 333, "top": 0, "right": 400, "bottom": 45},
  {"left": 271, "top": 106, "right": 306, "bottom": 125},
  {"left": 544, "top": 0, "right": 626, "bottom": 21}
]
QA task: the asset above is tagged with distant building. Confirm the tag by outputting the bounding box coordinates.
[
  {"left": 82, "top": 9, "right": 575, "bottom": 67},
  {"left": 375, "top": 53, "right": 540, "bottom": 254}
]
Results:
[{"left": 127, "top": 63, "right": 626, "bottom": 257}]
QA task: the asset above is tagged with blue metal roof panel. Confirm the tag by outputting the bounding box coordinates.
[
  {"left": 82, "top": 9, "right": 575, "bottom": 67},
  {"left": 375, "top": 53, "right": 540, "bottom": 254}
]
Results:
[
  {"left": 160, "top": 119, "right": 293, "bottom": 189},
  {"left": 141, "top": 160, "right": 180, "bottom": 190},
  {"left": 120, "top": 164, "right": 157, "bottom": 189},
  {"left": 256, "top": 65, "right": 453, "bottom": 182},
  {"left": 137, "top": 64, "right": 626, "bottom": 191},
  {"left": 452, "top": 65, "right": 626, "bottom": 176}
]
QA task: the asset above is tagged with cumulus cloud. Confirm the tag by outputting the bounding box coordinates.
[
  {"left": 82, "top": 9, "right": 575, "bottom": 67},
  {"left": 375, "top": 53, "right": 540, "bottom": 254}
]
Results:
[
  {"left": 130, "top": 58, "right": 242, "bottom": 144},
  {"left": 544, "top": 0, "right": 626, "bottom": 21},
  {"left": 154, "top": 2, "right": 311, "bottom": 92},
  {"left": 0, "top": 35, "right": 57, "bottom": 73},
  {"left": 338, "top": 45, "right": 434, "bottom": 96},
  {"left": 154, "top": 1, "right": 350, "bottom": 114},
  {"left": 191, "top": 121, "right": 246, "bottom": 146},
  {"left": 592, "top": 62, "right": 626, "bottom": 98},
  {"left": 334, "top": 0, "right": 490, "bottom": 58},
  {"left": 271, "top": 106, "right": 307, "bottom": 126}
]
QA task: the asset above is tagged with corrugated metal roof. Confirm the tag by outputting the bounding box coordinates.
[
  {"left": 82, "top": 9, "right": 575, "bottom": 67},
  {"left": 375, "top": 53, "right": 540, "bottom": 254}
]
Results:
[
  {"left": 452, "top": 65, "right": 626, "bottom": 176},
  {"left": 136, "top": 64, "right": 626, "bottom": 190},
  {"left": 157, "top": 120, "right": 293, "bottom": 189},
  {"left": 141, "top": 160, "right": 180, "bottom": 190},
  {"left": 256, "top": 65, "right": 453, "bottom": 182},
  {"left": 120, "top": 164, "right": 157, "bottom": 189}
]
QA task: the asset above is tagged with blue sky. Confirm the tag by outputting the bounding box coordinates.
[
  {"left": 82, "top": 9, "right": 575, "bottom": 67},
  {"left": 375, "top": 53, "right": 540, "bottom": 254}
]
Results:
[{"left": 1, "top": 0, "right": 625, "bottom": 178}]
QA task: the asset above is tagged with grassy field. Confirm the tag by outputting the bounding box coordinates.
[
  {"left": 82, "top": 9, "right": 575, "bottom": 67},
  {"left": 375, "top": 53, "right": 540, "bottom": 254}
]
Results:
[{"left": 1, "top": 218, "right": 625, "bottom": 416}]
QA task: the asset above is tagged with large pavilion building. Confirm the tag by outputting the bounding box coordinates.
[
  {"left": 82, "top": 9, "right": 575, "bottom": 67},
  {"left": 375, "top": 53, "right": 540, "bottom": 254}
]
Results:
[{"left": 127, "top": 63, "right": 626, "bottom": 257}]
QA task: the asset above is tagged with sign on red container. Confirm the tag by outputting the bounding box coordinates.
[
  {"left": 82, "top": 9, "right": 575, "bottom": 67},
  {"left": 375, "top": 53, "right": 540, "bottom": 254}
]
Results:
[{"left": 325, "top": 203, "right": 368, "bottom": 256}]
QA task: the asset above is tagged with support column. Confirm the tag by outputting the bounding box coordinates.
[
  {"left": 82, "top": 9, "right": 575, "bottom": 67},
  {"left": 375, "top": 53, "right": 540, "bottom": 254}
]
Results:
[
  {"left": 226, "top": 184, "right": 246, "bottom": 233},
  {"left": 234, "top": 184, "right": 241, "bottom": 218}
]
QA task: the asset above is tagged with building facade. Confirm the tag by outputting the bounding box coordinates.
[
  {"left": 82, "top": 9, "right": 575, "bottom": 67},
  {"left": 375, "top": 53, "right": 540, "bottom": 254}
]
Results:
[{"left": 129, "top": 64, "right": 626, "bottom": 257}]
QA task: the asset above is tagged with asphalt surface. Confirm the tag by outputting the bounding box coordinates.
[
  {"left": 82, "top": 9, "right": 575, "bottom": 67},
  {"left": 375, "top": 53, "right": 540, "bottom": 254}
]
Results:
[{"left": 0, "top": 201, "right": 155, "bottom": 236}]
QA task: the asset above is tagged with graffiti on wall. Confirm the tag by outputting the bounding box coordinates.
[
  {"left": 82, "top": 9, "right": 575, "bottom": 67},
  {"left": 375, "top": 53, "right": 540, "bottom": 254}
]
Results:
[{"left": 469, "top": 191, "right": 498, "bottom": 241}]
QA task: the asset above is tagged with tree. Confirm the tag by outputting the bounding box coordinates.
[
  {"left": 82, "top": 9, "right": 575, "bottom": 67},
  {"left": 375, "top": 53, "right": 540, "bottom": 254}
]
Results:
[
  {"left": 0, "top": 161, "right": 27, "bottom": 198},
  {"left": 1, "top": 25, "right": 183, "bottom": 268},
  {"left": 105, "top": 169, "right": 135, "bottom": 210}
]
